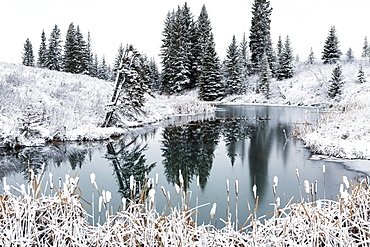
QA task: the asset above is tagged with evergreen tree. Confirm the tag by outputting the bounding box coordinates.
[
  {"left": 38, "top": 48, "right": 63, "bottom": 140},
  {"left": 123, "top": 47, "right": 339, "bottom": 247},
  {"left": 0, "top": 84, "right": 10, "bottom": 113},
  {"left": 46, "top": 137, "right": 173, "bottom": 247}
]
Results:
[
  {"left": 194, "top": 5, "right": 223, "bottom": 101},
  {"left": 22, "top": 38, "right": 35, "bottom": 67},
  {"left": 345, "top": 47, "right": 355, "bottom": 63},
  {"left": 97, "top": 55, "right": 110, "bottom": 81},
  {"left": 148, "top": 58, "right": 161, "bottom": 91},
  {"left": 198, "top": 34, "right": 224, "bottom": 101},
  {"left": 63, "top": 23, "right": 77, "bottom": 73},
  {"left": 224, "top": 35, "right": 244, "bottom": 95},
  {"left": 357, "top": 64, "right": 366, "bottom": 84},
  {"left": 362, "top": 36, "right": 370, "bottom": 59},
  {"left": 160, "top": 11, "right": 176, "bottom": 93},
  {"left": 328, "top": 63, "right": 344, "bottom": 99},
  {"left": 113, "top": 43, "right": 125, "bottom": 80},
  {"left": 249, "top": 0, "right": 273, "bottom": 72},
  {"left": 46, "top": 25, "right": 62, "bottom": 71},
  {"left": 277, "top": 35, "right": 294, "bottom": 80},
  {"left": 239, "top": 32, "right": 250, "bottom": 85},
  {"left": 322, "top": 26, "right": 342, "bottom": 64},
  {"left": 85, "top": 31, "right": 94, "bottom": 76},
  {"left": 91, "top": 54, "right": 99, "bottom": 78},
  {"left": 160, "top": 4, "right": 197, "bottom": 94},
  {"left": 307, "top": 47, "right": 316, "bottom": 64},
  {"left": 37, "top": 30, "right": 48, "bottom": 68},
  {"left": 258, "top": 52, "right": 271, "bottom": 98},
  {"left": 75, "top": 26, "right": 88, "bottom": 74}
]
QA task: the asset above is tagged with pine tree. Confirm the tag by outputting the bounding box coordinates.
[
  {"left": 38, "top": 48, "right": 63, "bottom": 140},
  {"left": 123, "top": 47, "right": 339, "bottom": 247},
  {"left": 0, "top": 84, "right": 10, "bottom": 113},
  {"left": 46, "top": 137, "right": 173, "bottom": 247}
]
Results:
[
  {"left": 277, "top": 35, "right": 294, "bottom": 80},
  {"left": 113, "top": 43, "right": 125, "bottom": 80},
  {"left": 46, "top": 25, "right": 62, "bottom": 71},
  {"left": 259, "top": 52, "right": 272, "bottom": 98},
  {"left": 345, "top": 47, "right": 355, "bottom": 63},
  {"left": 322, "top": 26, "right": 342, "bottom": 64},
  {"left": 357, "top": 64, "right": 366, "bottom": 84},
  {"left": 362, "top": 37, "right": 369, "bottom": 59},
  {"left": 307, "top": 47, "right": 316, "bottom": 64},
  {"left": 249, "top": 0, "right": 273, "bottom": 72},
  {"left": 198, "top": 34, "right": 224, "bottom": 101},
  {"left": 37, "top": 30, "right": 48, "bottom": 68},
  {"left": 22, "top": 38, "right": 35, "bottom": 67},
  {"left": 328, "top": 63, "right": 344, "bottom": 99},
  {"left": 148, "top": 58, "right": 161, "bottom": 91},
  {"left": 224, "top": 35, "right": 244, "bottom": 95}
]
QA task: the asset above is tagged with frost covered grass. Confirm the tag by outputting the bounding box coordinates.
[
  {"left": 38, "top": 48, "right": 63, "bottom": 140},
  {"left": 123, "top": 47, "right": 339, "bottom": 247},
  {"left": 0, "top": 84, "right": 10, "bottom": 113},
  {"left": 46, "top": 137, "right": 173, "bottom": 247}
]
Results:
[
  {"left": 2, "top": 168, "right": 370, "bottom": 246},
  {"left": 0, "top": 63, "right": 214, "bottom": 148}
]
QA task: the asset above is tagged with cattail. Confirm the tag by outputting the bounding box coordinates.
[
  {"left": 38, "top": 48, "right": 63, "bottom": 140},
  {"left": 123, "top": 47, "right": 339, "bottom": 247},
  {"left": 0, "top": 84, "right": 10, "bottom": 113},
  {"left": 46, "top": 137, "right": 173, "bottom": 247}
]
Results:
[
  {"left": 295, "top": 169, "right": 300, "bottom": 178},
  {"left": 253, "top": 184, "right": 257, "bottom": 199},
  {"left": 122, "top": 197, "right": 127, "bottom": 208},
  {"left": 130, "top": 175, "right": 135, "bottom": 191},
  {"left": 98, "top": 196, "right": 103, "bottom": 213},
  {"left": 210, "top": 203, "right": 217, "bottom": 219},
  {"left": 276, "top": 197, "right": 280, "bottom": 208},
  {"left": 175, "top": 184, "right": 180, "bottom": 194},
  {"left": 322, "top": 164, "right": 326, "bottom": 174},
  {"left": 235, "top": 180, "right": 239, "bottom": 196},
  {"left": 314, "top": 180, "right": 318, "bottom": 194},
  {"left": 161, "top": 186, "right": 167, "bottom": 197},
  {"left": 90, "top": 173, "right": 96, "bottom": 185},
  {"left": 155, "top": 173, "right": 159, "bottom": 186},
  {"left": 179, "top": 170, "right": 184, "bottom": 188},
  {"left": 304, "top": 180, "right": 310, "bottom": 194},
  {"left": 105, "top": 191, "right": 112, "bottom": 203},
  {"left": 196, "top": 175, "right": 199, "bottom": 187},
  {"left": 342, "top": 176, "right": 349, "bottom": 189},
  {"left": 273, "top": 176, "right": 278, "bottom": 187},
  {"left": 149, "top": 189, "right": 156, "bottom": 208},
  {"left": 226, "top": 179, "right": 230, "bottom": 194}
]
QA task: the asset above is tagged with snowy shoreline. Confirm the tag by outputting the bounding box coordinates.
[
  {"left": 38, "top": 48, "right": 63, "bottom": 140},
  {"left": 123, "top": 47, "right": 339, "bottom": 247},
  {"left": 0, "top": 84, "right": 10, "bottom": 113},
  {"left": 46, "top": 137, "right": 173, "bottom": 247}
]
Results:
[{"left": 1, "top": 62, "right": 370, "bottom": 164}]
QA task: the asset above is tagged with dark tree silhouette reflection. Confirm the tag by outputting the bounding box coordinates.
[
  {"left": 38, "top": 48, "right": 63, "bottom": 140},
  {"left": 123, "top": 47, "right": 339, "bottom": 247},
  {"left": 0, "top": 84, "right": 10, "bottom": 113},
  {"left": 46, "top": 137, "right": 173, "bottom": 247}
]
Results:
[{"left": 161, "top": 119, "right": 221, "bottom": 190}]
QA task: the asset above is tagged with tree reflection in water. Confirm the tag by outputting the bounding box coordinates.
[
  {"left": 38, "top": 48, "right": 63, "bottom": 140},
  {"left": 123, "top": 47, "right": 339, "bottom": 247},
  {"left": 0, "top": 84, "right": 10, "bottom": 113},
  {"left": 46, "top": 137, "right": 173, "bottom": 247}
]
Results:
[
  {"left": 161, "top": 117, "right": 254, "bottom": 190},
  {"left": 105, "top": 128, "right": 157, "bottom": 200}
]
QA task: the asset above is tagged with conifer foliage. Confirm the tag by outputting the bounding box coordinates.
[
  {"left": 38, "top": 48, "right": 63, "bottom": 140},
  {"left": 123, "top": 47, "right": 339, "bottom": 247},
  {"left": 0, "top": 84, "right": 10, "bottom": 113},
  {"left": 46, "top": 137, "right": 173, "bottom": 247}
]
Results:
[
  {"left": 277, "top": 36, "right": 294, "bottom": 80},
  {"left": 22, "top": 38, "right": 35, "bottom": 67},
  {"left": 322, "top": 26, "right": 342, "bottom": 64},
  {"left": 328, "top": 63, "right": 345, "bottom": 99},
  {"left": 46, "top": 25, "right": 63, "bottom": 71},
  {"left": 37, "top": 30, "right": 48, "bottom": 68},
  {"left": 224, "top": 35, "right": 244, "bottom": 95},
  {"left": 357, "top": 64, "right": 366, "bottom": 84},
  {"left": 249, "top": 0, "right": 273, "bottom": 72}
]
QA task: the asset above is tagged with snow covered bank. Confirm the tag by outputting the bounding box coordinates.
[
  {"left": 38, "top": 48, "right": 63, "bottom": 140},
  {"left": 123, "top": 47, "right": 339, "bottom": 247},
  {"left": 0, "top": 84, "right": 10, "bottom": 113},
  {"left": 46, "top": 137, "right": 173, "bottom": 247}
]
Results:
[
  {"left": 222, "top": 62, "right": 370, "bottom": 160},
  {"left": 0, "top": 63, "right": 214, "bottom": 147}
]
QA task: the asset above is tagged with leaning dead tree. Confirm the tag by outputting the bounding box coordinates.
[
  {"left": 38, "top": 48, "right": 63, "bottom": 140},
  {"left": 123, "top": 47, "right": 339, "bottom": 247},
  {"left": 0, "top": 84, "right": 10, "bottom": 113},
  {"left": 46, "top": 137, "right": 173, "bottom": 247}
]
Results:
[{"left": 102, "top": 45, "right": 151, "bottom": 127}]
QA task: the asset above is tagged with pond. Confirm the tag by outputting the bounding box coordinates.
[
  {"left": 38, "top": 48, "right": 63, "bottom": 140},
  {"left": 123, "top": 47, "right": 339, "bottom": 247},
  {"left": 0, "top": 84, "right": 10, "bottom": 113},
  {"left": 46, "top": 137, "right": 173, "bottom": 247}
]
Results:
[{"left": 0, "top": 105, "right": 366, "bottom": 227}]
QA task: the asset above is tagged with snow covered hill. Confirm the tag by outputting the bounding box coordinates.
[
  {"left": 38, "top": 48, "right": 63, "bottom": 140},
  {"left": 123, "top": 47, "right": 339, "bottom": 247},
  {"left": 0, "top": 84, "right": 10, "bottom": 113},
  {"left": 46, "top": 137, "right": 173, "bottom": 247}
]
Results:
[{"left": 0, "top": 63, "right": 213, "bottom": 147}]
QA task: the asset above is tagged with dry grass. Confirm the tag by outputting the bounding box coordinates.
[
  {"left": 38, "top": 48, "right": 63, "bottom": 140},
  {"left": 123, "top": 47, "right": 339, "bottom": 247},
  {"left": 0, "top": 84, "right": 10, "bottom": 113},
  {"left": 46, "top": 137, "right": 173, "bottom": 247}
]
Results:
[{"left": 1, "top": 167, "right": 370, "bottom": 246}]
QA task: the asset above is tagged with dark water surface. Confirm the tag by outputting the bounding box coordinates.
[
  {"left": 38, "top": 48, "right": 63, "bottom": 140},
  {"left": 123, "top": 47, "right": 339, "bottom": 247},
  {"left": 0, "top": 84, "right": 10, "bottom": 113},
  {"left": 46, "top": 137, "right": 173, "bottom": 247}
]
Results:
[{"left": 0, "top": 105, "right": 365, "bottom": 227}]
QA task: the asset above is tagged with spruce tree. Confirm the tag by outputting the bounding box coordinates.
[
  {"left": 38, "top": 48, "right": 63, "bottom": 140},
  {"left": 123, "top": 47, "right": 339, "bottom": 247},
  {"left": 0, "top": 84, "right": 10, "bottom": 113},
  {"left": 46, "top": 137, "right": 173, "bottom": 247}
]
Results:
[
  {"left": 277, "top": 35, "right": 294, "bottom": 80},
  {"left": 97, "top": 55, "right": 110, "bottom": 80},
  {"left": 224, "top": 35, "right": 243, "bottom": 95},
  {"left": 37, "top": 30, "right": 48, "bottom": 68},
  {"left": 113, "top": 43, "right": 125, "bottom": 80},
  {"left": 198, "top": 34, "right": 224, "bottom": 101},
  {"left": 75, "top": 26, "right": 88, "bottom": 74},
  {"left": 63, "top": 23, "right": 77, "bottom": 73},
  {"left": 22, "top": 38, "right": 35, "bottom": 67},
  {"left": 46, "top": 25, "right": 62, "bottom": 71},
  {"left": 307, "top": 47, "right": 316, "bottom": 64},
  {"left": 239, "top": 32, "right": 250, "bottom": 85},
  {"left": 328, "top": 63, "right": 344, "bottom": 99},
  {"left": 249, "top": 0, "right": 273, "bottom": 72},
  {"left": 345, "top": 47, "right": 354, "bottom": 63},
  {"left": 259, "top": 52, "right": 271, "bottom": 98},
  {"left": 357, "top": 64, "right": 366, "bottom": 84},
  {"left": 362, "top": 37, "right": 369, "bottom": 59},
  {"left": 322, "top": 26, "right": 342, "bottom": 64},
  {"left": 85, "top": 31, "right": 94, "bottom": 76},
  {"left": 148, "top": 58, "right": 161, "bottom": 91}
]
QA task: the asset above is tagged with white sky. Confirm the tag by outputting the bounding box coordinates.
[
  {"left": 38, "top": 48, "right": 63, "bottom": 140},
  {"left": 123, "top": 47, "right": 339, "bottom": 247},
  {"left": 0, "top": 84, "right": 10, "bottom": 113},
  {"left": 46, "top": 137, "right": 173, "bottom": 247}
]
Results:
[{"left": 1, "top": 0, "right": 370, "bottom": 65}]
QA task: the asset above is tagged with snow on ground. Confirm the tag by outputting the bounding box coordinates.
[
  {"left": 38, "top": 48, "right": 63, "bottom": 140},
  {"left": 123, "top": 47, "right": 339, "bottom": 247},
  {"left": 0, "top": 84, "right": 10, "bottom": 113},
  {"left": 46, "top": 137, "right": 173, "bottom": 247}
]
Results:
[{"left": 0, "top": 62, "right": 214, "bottom": 147}]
